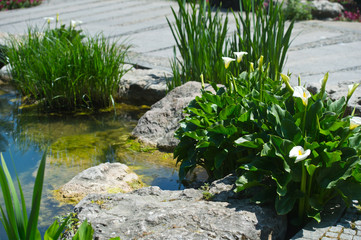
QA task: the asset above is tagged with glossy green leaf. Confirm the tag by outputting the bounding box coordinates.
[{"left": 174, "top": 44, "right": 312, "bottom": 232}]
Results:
[
  {"left": 275, "top": 192, "right": 298, "bottom": 215},
  {"left": 72, "top": 220, "right": 94, "bottom": 240},
  {"left": 306, "top": 163, "right": 317, "bottom": 177},
  {"left": 327, "top": 97, "right": 345, "bottom": 115},
  {"left": 280, "top": 118, "right": 302, "bottom": 144},
  {"left": 219, "top": 104, "right": 236, "bottom": 120},
  {"left": 209, "top": 124, "right": 237, "bottom": 135},
  {"left": 320, "top": 150, "right": 342, "bottom": 168},
  {"left": 235, "top": 134, "right": 263, "bottom": 148}
]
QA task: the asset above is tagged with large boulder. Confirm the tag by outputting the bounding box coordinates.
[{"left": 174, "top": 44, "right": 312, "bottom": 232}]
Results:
[
  {"left": 131, "top": 81, "right": 216, "bottom": 151},
  {"left": 118, "top": 67, "right": 171, "bottom": 105},
  {"left": 309, "top": 0, "right": 344, "bottom": 19},
  {"left": 55, "top": 162, "right": 143, "bottom": 204},
  {"left": 74, "top": 175, "right": 287, "bottom": 240}
]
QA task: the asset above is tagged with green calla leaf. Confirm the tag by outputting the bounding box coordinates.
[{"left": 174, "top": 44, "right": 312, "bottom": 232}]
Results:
[
  {"left": 209, "top": 124, "right": 237, "bottom": 135},
  {"left": 317, "top": 156, "right": 359, "bottom": 189},
  {"left": 320, "top": 150, "right": 342, "bottom": 167},
  {"left": 349, "top": 133, "right": 361, "bottom": 150},
  {"left": 275, "top": 192, "right": 298, "bottom": 215},
  {"left": 219, "top": 104, "right": 236, "bottom": 120},
  {"left": 337, "top": 180, "right": 361, "bottom": 201},
  {"left": 327, "top": 97, "right": 346, "bottom": 115},
  {"left": 234, "top": 134, "right": 264, "bottom": 148},
  {"left": 307, "top": 208, "right": 321, "bottom": 223},
  {"left": 281, "top": 118, "right": 302, "bottom": 144},
  {"left": 306, "top": 163, "right": 317, "bottom": 177},
  {"left": 214, "top": 149, "right": 228, "bottom": 170}
]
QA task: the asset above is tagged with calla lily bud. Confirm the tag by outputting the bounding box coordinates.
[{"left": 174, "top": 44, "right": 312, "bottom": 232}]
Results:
[
  {"left": 319, "top": 72, "right": 329, "bottom": 98},
  {"left": 258, "top": 55, "right": 264, "bottom": 71},
  {"left": 347, "top": 83, "right": 360, "bottom": 101},
  {"left": 280, "top": 73, "right": 294, "bottom": 93},
  {"left": 56, "top": 13, "right": 59, "bottom": 23},
  {"left": 200, "top": 73, "right": 205, "bottom": 89},
  {"left": 249, "top": 62, "right": 254, "bottom": 72}
]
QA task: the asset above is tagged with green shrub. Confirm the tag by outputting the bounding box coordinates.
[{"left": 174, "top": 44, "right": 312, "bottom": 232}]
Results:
[
  {"left": 167, "top": 0, "right": 229, "bottom": 89},
  {"left": 236, "top": 74, "right": 361, "bottom": 224},
  {"left": 6, "top": 18, "right": 130, "bottom": 112},
  {"left": 174, "top": 56, "right": 361, "bottom": 224},
  {"left": 0, "top": 0, "right": 42, "bottom": 11},
  {"left": 174, "top": 56, "right": 287, "bottom": 181},
  {"left": 283, "top": 0, "right": 313, "bottom": 21}
]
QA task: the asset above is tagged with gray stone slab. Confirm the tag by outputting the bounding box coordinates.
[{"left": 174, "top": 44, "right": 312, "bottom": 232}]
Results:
[{"left": 284, "top": 41, "right": 361, "bottom": 84}]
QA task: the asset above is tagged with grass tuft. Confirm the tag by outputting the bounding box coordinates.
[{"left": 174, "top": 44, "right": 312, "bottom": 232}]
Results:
[{"left": 6, "top": 21, "right": 130, "bottom": 112}]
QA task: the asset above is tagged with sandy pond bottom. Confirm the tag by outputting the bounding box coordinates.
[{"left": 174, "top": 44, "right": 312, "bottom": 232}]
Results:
[{"left": 0, "top": 89, "right": 182, "bottom": 239}]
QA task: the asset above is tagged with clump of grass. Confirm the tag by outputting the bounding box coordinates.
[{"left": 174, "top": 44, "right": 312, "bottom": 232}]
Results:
[
  {"left": 0, "top": 0, "right": 43, "bottom": 11},
  {"left": 167, "top": 0, "right": 229, "bottom": 89},
  {"left": 230, "top": 0, "right": 294, "bottom": 81},
  {"left": 168, "top": 0, "right": 294, "bottom": 89},
  {"left": 6, "top": 19, "right": 130, "bottom": 112}
]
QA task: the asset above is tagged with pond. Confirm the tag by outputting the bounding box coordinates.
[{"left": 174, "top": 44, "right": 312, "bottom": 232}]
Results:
[{"left": 0, "top": 87, "right": 182, "bottom": 239}]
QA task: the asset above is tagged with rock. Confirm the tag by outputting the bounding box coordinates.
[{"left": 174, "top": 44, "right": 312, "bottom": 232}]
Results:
[
  {"left": 0, "top": 45, "right": 7, "bottom": 69},
  {"left": 55, "top": 162, "right": 143, "bottom": 204},
  {"left": 309, "top": 0, "right": 344, "bottom": 19},
  {"left": 74, "top": 176, "right": 287, "bottom": 240},
  {"left": 307, "top": 80, "right": 361, "bottom": 115},
  {"left": 131, "top": 81, "right": 216, "bottom": 151},
  {"left": 0, "top": 64, "right": 12, "bottom": 83},
  {"left": 118, "top": 67, "right": 171, "bottom": 105}
]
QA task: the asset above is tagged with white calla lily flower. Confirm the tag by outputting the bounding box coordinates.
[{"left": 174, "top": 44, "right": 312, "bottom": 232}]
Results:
[
  {"left": 71, "top": 20, "right": 83, "bottom": 28},
  {"left": 350, "top": 116, "right": 361, "bottom": 130},
  {"left": 222, "top": 57, "right": 235, "bottom": 69},
  {"left": 233, "top": 52, "right": 248, "bottom": 63},
  {"left": 289, "top": 146, "right": 311, "bottom": 163},
  {"left": 43, "top": 17, "right": 54, "bottom": 24},
  {"left": 293, "top": 86, "right": 311, "bottom": 106}
]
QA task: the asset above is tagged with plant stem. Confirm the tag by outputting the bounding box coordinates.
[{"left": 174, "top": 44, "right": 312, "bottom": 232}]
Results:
[{"left": 302, "top": 106, "right": 307, "bottom": 137}]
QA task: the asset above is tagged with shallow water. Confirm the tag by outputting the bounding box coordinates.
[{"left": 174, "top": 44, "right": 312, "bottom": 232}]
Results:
[{"left": 0, "top": 88, "right": 182, "bottom": 239}]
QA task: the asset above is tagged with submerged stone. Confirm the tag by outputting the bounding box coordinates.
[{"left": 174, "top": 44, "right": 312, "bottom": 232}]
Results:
[{"left": 55, "top": 162, "right": 143, "bottom": 204}]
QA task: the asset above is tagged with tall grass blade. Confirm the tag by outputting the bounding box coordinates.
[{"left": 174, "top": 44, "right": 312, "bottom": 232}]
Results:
[
  {"left": 1, "top": 153, "right": 26, "bottom": 239},
  {"left": 25, "top": 149, "right": 47, "bottom": 240},
  {"left": 0, "top": 153, "right": 19, "bottom": 239}
]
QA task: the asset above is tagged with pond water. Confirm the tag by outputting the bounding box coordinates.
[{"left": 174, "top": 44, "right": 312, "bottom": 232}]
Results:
[{"left": 0, "top": 87, "right": 182, "bottom": 239}]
